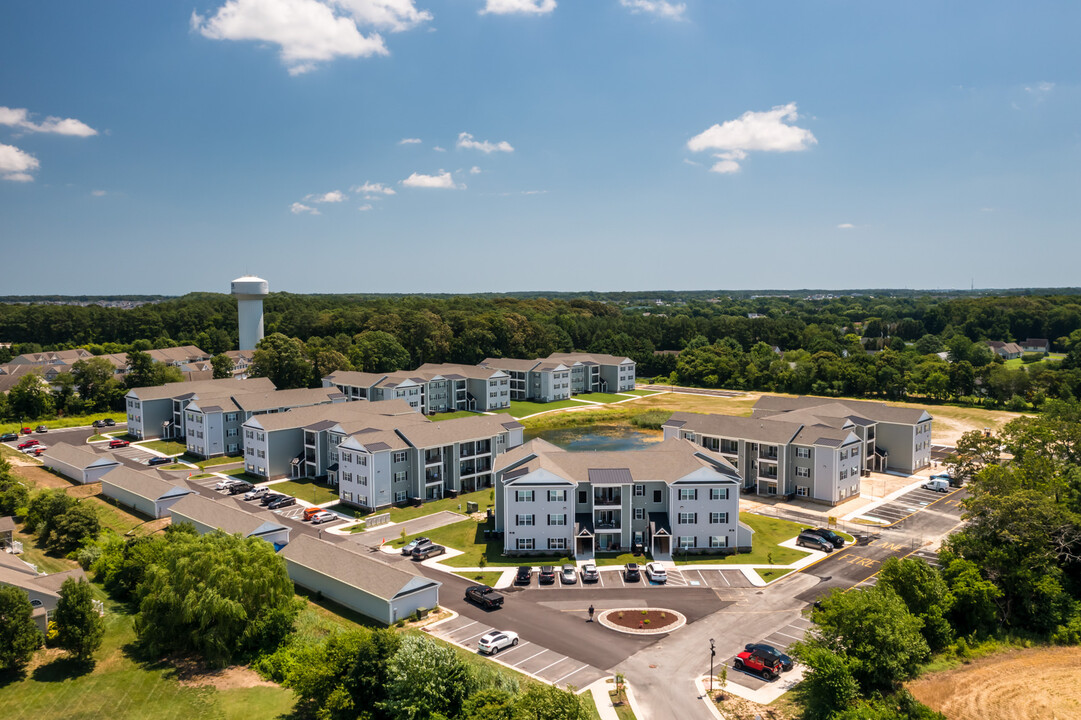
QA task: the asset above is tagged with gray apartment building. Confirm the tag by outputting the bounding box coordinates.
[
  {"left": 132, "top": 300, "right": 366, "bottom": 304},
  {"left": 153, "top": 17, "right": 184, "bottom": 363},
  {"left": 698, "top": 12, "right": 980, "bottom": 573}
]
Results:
[
  {"left": 751, "top": 396, "right": 933, "bottom": 474},
  {"left": 478, "top": 358, "right": 572, "bottom": 402},
  {"left": 494, "top": 438, "right": 748, "bottom": 557},
  {"left": 663, "top": 412, "right": 864, "bottom": 505},
  {"left": 323, "top": 364, "right": 511, "bottom": 413},
  {"left": 124, "top": 377, "right": 276, "bottom": 441},
  {"left": 547, "top": 352, "right": 636, "bottom": 394}
]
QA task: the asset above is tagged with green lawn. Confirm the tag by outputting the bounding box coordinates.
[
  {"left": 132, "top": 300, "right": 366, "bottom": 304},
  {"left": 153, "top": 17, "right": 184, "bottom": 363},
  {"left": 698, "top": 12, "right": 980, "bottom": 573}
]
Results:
[
  {"left": 324, "top": 503, "right": 365, "bottom": 518},
  {"left": 506, "top": 399, "right": 591, "bottom": 418},
  {"left": 594, "top": 552, "right": 651, "bottom": 567},
  {"left": 391, "top": 519, "right": 573, "bottom": 568},
  {"left": 608, "top": 690, "right": 637, "bottom": 720},
  {"left": 0, "top": 411, "right": 126, "bottom": 435},
  {"left": 453, "top": 571, "right": 505, "bottom": 587},
  {"left": 136, "top": 439, "right": 187, "bottom": 455},
  {"left": 620, "top": 389, "right": 662, "bottom": 397},
  {"left": 0, "top": 598, "right": 295, "bottom": 720},
  {"left": 673, "top": 513, "right": 811, "bottom": 567},
  {"left": 755, "top": 567, "right": 795, "bottom": 583},
  {"left": 162, "top": 463, "right": 194, "bottom": 471},
  {"left": 269, "top": 478, "right": 340, "bottom": 505},
  {"left": 573, "top": 392, "right": 635, "bottom": 404},
  {"left": 190, "top": 467, "right": 252, "bottom": 480},
  {"left": 193, "top": 454, "right": 244, "bottom": 468},
  {"left": 429, "top": 410, "right": 483, "bottom": 421},
  {"left": 366, "top": 488, "right": 493, "bottom": 524}
]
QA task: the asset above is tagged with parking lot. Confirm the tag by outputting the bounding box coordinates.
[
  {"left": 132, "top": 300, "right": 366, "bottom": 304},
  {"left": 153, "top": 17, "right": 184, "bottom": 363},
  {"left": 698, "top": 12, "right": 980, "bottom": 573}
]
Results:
[
  {"left": 855, "top": 485, "right": 962, "bottom": 526},
  {"left": 428, "top": 613, "right": 608, "bottom": 689},
  {"left": 513, "top": 566, "right": 752, "bottom": 591},
  {"left": 723, "top": 615, "right": 812, "bottom": 690}
]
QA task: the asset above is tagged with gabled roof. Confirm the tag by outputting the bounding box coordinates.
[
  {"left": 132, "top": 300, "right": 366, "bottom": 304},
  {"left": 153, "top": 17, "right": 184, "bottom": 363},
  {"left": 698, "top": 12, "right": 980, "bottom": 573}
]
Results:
[
  {"left": 752, "top": 395, "right": 931, "bottom": 425},
  {"left": 126, "top": 376, "right": 275, "bottom": 402},
  {"left": 170, "top": 495, "right": 288, "bottom": 539},
  {"left": 232, "top": 387, "right": 344, "bottom": 413},
  {"left": 323, "top": 370, "right": 390, "bottom": 387},
  {"left": 243, "top": 400, "right": 416, "bottom": 432},
  {"left": 547, "top": 352, "right": 633, "bottom": 366},
  {"left": 664, "top": 411, "right": 804, "bottom": 445},
  {"left": 0, "top": 516, "right": 15, "bottom": 533},
  {"left": 101, "top": 466, "right": 194, "bottom": 502},
  {"left": 280, "top": 535, "right": 440, "bottom": 601},
  {"left": 394, "top": 413, "right": 520, "bottom": 450},
  {"left": 41, "top": 443, "right": 120, "bottom": 472}
]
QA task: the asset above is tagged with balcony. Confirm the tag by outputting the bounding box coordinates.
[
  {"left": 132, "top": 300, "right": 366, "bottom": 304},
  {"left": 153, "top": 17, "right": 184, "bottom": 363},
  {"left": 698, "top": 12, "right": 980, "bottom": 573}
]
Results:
[
  {"left": 594, "top": 490, "right": 621, "bottom": 506},
  {"left": 424, "top": 449, "right": 442, "bottom": 465},
  {"left": 594, "top": 510, "right": 620, "bottom": 530},
  {"left": 758, "top": 467, "right": 779, "bottom": 480},
  {"left": 758, "top": 447, "right": 779, "bottom": 461},
  {"left": 425, "top": 468, "right": 441, "bottom": 484}
]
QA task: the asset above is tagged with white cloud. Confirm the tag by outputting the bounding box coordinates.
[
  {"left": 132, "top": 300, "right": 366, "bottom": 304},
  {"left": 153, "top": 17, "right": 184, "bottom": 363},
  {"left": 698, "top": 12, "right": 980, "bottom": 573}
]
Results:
[
  {"left": 619, "top": 0, "right": 685, "bottom": 20},
  {"left": 291, "top": 201, "right": 320, "bottom": 214},
  {"left": 433, "top": 145, "right": 446, "bottom": 152},
  {"left": 837, "top": 223, "right": 854, "bottom": 229},
  {"left": 351, "top": 181, "right": 396, "bottom": 195},
  {"left": 1025, "top": 81, "right": 1054, "bottom": 95},
  {"left": 0, "top": 107, "right": 98, "bottom": 137},
  {"left": 470, "top": 166, "right": 482, "bottom": 174},
  {"left": 306, "top": 189, "right": 345, "bottom": 202},
  {"left": 457, "top": 131, "right": 514, "bottom": 154},
  {"left": 401, "top": 170, "right": 460, "bottom": 188},
  {"left": 331, "top": 0, "right": 431, "bottom": 32},
  {"left": 0, "top": 143, "right": 40, "bottom": 181},
  {"left": 91, "top": 190, "right": 107, "bottom": 197},
  {"left": 358, "top": 203, "right": 373, "bottom": 211},
  {"left": 481, "top": 0, "right": 555, "bottom": 15},
  {"left": 398, "top": 137, "right": 422, "bottom": 144},
  {"left": 687, "top": 103, "right": 816, "bottom": 173},
  {"left": 192, "top": 0, "right": 390, "bottom": 75},
  {"left": 682, "top": 158, "right": 701, "bottom": 167},
  {"left": 980, "top": 207, "right": 995, "bottom": 213}
]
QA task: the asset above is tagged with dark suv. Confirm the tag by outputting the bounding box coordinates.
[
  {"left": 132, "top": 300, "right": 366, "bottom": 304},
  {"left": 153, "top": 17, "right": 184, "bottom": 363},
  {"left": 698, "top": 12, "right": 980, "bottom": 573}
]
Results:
[
  {"left": 796, "top": 531, "right": 834, "bottom": 553},
  {"left": 744, "top": 643, "right": 794, "bottom": 671},
  {"left": 268, "top": 495, "right": 296, "bottom": 510},
  {"left": 412, "top": 543, "right": 445, "bottom": 560},
  {"left": 805, "top": 527, "right": 845, "bottom": 548},
  {"left": 515, "top": 566, "right": 532, "bottom": 585},
  {"left": 538, "top": 565, "right": 556, "bottom": 584}
]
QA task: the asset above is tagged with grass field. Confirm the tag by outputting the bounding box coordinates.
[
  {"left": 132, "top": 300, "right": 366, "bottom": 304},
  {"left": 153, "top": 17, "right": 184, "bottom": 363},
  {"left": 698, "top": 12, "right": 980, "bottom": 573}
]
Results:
[
  {"left": 391, "top": 519, "right": 573, "bottom": 567},
  {"left": 755, "top": 567, "right": 794, "bottom": 582},
  {"left": 453, "top": 571, "right": 505, "bottom": 587},
  {"left": 506, "top": 399, "right": 591, "bottom": 418},
  {"left": 608, "top": 690, "right": 637, "bottom": 719},
  {"left": 622, "top": 389, "right": 662, "bottom": 397},
  {"left": 365, "top": 488, "right": 493, "bottom": 524},
  {"left": 191, "top": 454, "right": 243, "bottom": 468},
  {"left": 265, "top": 479, "right": 339, "bottom": 505},
  {"left": 574, "top": 392, "right": 636, "bottom": 404},
  {"left": 136, "top": 439, "right": 187, "bottom": 455},
  {"left": 673, "top": 513, "right": 810, "bottom": 567},
  {"left": 0, "top": 412, "right": 126, "bottom": 435},
  {"left": 189, "top": 467, "right": 252, "bottom": 480},
  {"left": 430, "top": 410, "right": 482, "bottom": 421},
  {"left": 594, "top": 552, "right": 651, "bottom": 567}
]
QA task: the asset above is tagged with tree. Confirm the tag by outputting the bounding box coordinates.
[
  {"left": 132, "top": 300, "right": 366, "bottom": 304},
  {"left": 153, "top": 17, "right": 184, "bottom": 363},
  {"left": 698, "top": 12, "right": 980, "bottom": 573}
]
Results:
[
  {"left": 944, "top": 430, "right": 1000, "bottom": 485},
  {"left": 211, "top": 353, "right": 235, "bottom": 379},
  {"left": 791, "top": 645, "right": 859, "bottom": 720},
  {"left": 381, "top": 634, "right": 475, "bottom": 720},
  {"left": 938, "top": 554, "right": 1002, "bottom": 637},
  {"left": 876, "top": 557, "right": 954, "bottom": 650},
  {"left": 514, "top": 683, "right": 590, "bottom": 720},
  {"left": 54, "top": 578, "right": 104, "bottom": 664},
  {"left": 350, "top": 331, "right": 411, "bottom": 373},
  {"left": 47, "top": 503, "right": 101, "bottom": 554},
  {"left": 125, "top": 350, "right": 159, "bottom": 388},
  {"left": 7, "top": 373, "right": 54, "bottom": 419},
  {"left": 71, "top": 357, "right": 117, "bottom": 410},
  {"left": 461, "top": 689, "right": 516, "bottom": 720},
  {"left": 0, "top": 585, "right": 42, "bottom": 673},
  {"left": 250, "top": 333, "right": 312, "bottom": 389}
]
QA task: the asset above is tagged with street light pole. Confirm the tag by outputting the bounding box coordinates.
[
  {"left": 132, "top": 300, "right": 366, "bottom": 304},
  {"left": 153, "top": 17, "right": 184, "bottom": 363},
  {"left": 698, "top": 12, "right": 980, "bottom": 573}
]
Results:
[{"left": 709, "top": 638, "right": 716, "bottom": 693}]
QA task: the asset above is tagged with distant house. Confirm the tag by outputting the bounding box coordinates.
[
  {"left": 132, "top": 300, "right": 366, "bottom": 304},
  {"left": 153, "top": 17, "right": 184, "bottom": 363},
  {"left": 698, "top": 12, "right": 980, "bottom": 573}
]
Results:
[
  {"left": 0, "top": 552, "right": 89, "bottom": 633},
  {"left": 279, "top": 535, "right": 441, "bottom": 625},
  {"left": 40, "top": 443, "right": 121, "bottom": 484},
  {"left": 1021, "top": 338, "right": 1050, "bottom": 354},
  {"left": 986, "top": 341, "right": 1023, "bottom": 360},
  {"left": 100, "top": 466, "right": 197, "bottom": 519},
  {"left": 169, "top": 494, "right": 291, "bottom": 548},
  {"left": 0, "top": 515, "right": 14, "bottom": 549}
]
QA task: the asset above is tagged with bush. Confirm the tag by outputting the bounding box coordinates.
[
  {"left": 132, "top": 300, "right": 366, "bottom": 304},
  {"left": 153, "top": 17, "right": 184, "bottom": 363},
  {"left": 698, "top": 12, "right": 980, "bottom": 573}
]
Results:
[
  {"left": 0, "top": 585, "right": 43, "bottom": 673},
  {"left": 630, "top": 410, "right": 673, "bottom": 429},
  {"left": 54, "top": 578, "right": 104, "bottom": 664}
]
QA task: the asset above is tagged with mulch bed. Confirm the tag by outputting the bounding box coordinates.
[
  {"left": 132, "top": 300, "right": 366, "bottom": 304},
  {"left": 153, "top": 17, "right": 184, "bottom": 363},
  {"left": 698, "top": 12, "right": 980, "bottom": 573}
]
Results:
[{"left": 606, "top": 609, "right": 679, "bottom": 631}]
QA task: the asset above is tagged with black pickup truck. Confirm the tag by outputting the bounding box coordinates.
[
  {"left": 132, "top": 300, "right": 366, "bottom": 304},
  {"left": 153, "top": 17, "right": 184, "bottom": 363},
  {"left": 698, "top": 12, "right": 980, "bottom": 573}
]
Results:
[{"left": 465, "top": 585, "right": 505, "bottom": 609}]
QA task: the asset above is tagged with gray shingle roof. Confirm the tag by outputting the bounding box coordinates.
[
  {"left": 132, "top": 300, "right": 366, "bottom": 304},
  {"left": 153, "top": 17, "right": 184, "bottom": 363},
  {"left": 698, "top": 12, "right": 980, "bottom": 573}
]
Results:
[
  {"left": 127, "top": 377, "right": 275, "bottom": 401},
  {"left": 280, "top": 535, "right": 440, "bottom": 601},
  {"left": 101, "top": 466, "right": 194, "bottom": 502},
  {"left": 170, "top": 494, "right": 287, "bottom": 538},
  {"left": 752, "top": 395, "right": 931, "bottom": 425},
  {"left": 664, "top": 411, "right": 804, "bottom": 445},
  {"left": 41, "top": 443, "right": 120, "bottom": 472}
]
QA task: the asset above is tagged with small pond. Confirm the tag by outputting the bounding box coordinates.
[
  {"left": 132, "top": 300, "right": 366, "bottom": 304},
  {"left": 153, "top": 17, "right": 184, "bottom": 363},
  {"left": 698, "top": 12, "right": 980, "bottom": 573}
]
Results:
[{"left": 524, "top": 424, "right": 663, "bottom": 452}]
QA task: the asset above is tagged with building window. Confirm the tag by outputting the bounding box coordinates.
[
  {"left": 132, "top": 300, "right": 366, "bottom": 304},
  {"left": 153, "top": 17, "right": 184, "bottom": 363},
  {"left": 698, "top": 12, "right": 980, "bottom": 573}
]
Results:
[
  {"left": 709, "top": 536, "right": 728, "bottom": 549},
  {"left": 516, "top": 490, "right": 535, "bottom": 502},
  {"left": 341, "top": 452, "right": 352, "bottom": 463},
  {"left": 634, "top": 484, "right": 644, "bottom": 497},
  {"left": 358, "top": 455, "right": 367, "bottom": 466},
  {"left": 653, "top": 490, "right": 662, "bottom": 503},
  {"left": 678, "top": 488, "right": 697, "bottom": 501},
  {"left": 851, "top": 446, "right": 860, "bottom": 457},
  {"left": 516, "top": 514, "right": 535, "bottom": 526},
  {"left": 710, "top": 488, "right": 728, "bottom": 501},
  {"left": 678, "top": 512, "right": 697, "bottom": 524},
  {"left": 796, "top": 467, "right": 810, "bottom": 478},
  {"left": 709, "top": 512, "right": 728, "bottom": 524},
  {"left": 547, "top": 514, "right": 566, "bottom": 526},
  {"left": 395, "top": 490, "right": 407, "bottom": 502},
  {"left": 393, "top": 471, "right": 407, "bottom": 483},
  {"left": 393, "top": 451, "right": 407, "bottom": 463},
  {"left": 226, "top": 428, "right": 238, "bottom": 437},
  {"left": 679, "top": 536, "right": 695, "bottom": 550},
  {"left": 796, "top": 447, "right": 810, "bottom": 458},
  {"left": 548, "top": 490, "right": 566, "bottom": 502},
  {"left": 796, "top": 487, "right": 809, "bottom": 497},
  {"left": 578, "top": 490, "right": 587, "bottom": 504},
  {"left": 517, "top": 538, "right": 535, "bottom": 551},
  {"left": 634, "top": 508, "right": 644, "bottom": 520},
  {"left": 548, "top": 538, "right": 566, "bottom": 550},
  {"left": 225, "top": 413, "right": 238, "bottom": 422}
]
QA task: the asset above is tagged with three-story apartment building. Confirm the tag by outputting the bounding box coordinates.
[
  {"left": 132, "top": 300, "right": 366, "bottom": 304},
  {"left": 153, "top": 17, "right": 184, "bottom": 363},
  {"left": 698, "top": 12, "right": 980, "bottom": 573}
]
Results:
[
  {"left": 124, "top": 377, "right": 276, "bottom": 441},
  {"left": 323, "top": 364, "right": 512, "bottom": 413}
]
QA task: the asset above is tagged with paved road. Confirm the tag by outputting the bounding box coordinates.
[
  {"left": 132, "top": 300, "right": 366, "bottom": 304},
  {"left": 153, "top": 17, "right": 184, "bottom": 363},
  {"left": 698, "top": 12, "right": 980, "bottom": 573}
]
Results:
[{"left": 636, "top": 384, "right": 745, "bottom": 398}]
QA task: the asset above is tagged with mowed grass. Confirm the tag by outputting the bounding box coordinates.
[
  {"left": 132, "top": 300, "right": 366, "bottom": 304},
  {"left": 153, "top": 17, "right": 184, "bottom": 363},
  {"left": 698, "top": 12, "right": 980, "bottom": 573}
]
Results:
[
  {"left": 392, "top": 519, "right": 573, "bottom": 568},
  {"left": 673, "top": 513, "right": 810, "bottom": 567},
  {"left": 755, "top": 567, "right": 795, "bottom": 582},
  {"left": 429, "top": 410, "right": 483, "bottom": 421},
  {"left": 0, "top": 599, "right": 295, "bottom": 720},
  {"left": 453, "top": 571, "right": 505, "bottom": 587},
  {"left": 266, "top": 478, "right": 339, "bottom": 505},
  {"left": 505, "top": 399, "right": 592, "bottom": 418},
  {"left": 136, "top": 439, "right": 187, "bottom": 455},
  {"left": 594, "top": 552, "right": 651, "bottom": 567},
  {"left": 365, "top": 488, "right": 493, "bottom": 524},
  {"left": 574, "top": 392, "right": 635, "bottom": 404},
  {"left": 0, "top": 412, "right": 126, "bottom": 435},
  {"left": 621, "top": 389, "right": 662, "bottom": 397}
]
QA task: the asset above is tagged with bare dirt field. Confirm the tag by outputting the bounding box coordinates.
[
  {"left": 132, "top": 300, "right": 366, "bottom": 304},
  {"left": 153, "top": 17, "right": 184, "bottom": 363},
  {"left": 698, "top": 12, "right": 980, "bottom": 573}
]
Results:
[{"left": 908, "top": 646, "right": 1081, "bottom": 720}]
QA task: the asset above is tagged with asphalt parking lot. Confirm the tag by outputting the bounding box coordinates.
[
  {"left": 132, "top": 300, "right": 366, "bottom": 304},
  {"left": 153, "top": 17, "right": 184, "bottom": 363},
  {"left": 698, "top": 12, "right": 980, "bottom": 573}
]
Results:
[
  {"left": 511, "top": 566, "right": 751, "bottom": 591},
  {"left": 430, "top": 613, "right": 608, "bottom": 689},
  {"left": 724, "top": 614, "right": 812, "bottom": 690},
  {"left": 855, "top": 485, "right": 963, "bottom": 526}
]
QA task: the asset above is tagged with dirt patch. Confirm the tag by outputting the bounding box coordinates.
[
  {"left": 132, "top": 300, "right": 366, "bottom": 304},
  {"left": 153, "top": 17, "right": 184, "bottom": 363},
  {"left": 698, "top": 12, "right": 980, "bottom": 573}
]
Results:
[
  {"left": 710, "top": 689, "right": 796, "bottom": 720},
  {"left": 11, "top": 463, "right": 74, "bottom": 490},
  {"left": 908, "top": 646, "right": 1081, "bottom": 720},
  {"left": 606, "top": 609, "right": 678, "bottom": 631},
  {"left": 170, "top": 658, "right": 279, "bottom": 690}
]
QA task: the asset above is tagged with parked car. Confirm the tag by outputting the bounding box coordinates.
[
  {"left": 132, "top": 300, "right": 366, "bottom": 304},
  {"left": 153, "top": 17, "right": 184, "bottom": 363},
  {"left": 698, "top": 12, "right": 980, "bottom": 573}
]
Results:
[
  {"left": 466, "top": 585, "right": 505, "bottom": 610},
  {"left": 796, "top": 531, "right": 834, "bottom": 553},
  {"left": 744, "top": 643, "right": 794, "bottom": 672},
  {"left": 17, "top": 439, "right": 39, "bottom": 450},
  {"left": 734, "top": 649, "right": 784, "bottom": 680},
  {"left": 311, "top": 511, "right": 337, "bottom": 525},
  {"left": 922, "top": 477, "right": 950, "bottom": 493},
  {"left": 560, "top": 564, "right": 577, "bottom": 584},
  {"left": 401, "top": 537, "right": 432, "bottom": 556},
  {"left": 244, "top": 486, "right": 269, "bottom": 501},
  {"left": 623, "top": 563, "right": 641, "bottom": 582},
  {"left": 302, "top": 507, "right": 323, "bottom": 521},
  {"left": 260, "top": 493, "right": 284, "bottom": 506},
  {"left": 268, "top": 495, "right": 297, "bottom": 510},
  {"left": 579, "top": 562, "right": 599, "bottom": 583},
  {"left": 804, "top": 527, "right": 846, "bottom": 548},
  {"left": 35, "top": 425, "right": 48, "bottom": 433},
  {"left": 92, "top": 420, "right": 105, "bottom": 428},
  {"left": 108, "top": 438, "right": 130, "bottom": 448},
  {"left": 215, "top": 477, "right": 243, "bottom": 491},
  {"left": 27, "top": 446, "right": 46, "bottom": 456},
  {"left": 146, "top": 456, "right": 172, "bottom": 466},
  {"left": 227, "top": 482, "right": 254, "bottom": 496},
  {"left": 538, "top": 565, "right": 556, "bottom": 584},
  {"left": 477, "top": 630, "right": 518, "bottom": 654},
  {"left": 411, "top": 543, "right": 445, "bottom": 560},
  {"left": 515, "top": 566, "right": 532, "bottom": 585},
  {"left": 20, "top": 427, "right": 32, "bottom": 435},
  {"left": 0, "top": 432, "right": 18, "bottom": 442},
  {"left": 645, "top": 562, "right": 668, "bottom": 583},
  {"left": 103, "top": 418, "right": 116, "bottom": 426}
]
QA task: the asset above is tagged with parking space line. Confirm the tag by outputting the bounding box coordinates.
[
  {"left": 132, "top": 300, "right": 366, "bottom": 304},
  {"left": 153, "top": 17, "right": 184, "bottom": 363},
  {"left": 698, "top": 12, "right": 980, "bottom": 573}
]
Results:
[
  {"left": 535, "top": 657, "right": 568, "bottom": 675},
  {"left": 775, "top": 630, "right": 803, "bottom": 641},
  {"left": 495, "top": 641, "right": 531, "bottom": 656},
  {"left": 552, "top": 665, "right": 588, "bottom": 684},
  {"left": 448, "top": 620, "right": 479, "bottom": 635},
  {"left": 462, "top": 629, "right": 492, "bottom": 643},
  {"left": 513, "top": 648, "right": 548, "bottom": 667},
  {"left": 717, "top": 571, "right": 731, "bottom": 587}
]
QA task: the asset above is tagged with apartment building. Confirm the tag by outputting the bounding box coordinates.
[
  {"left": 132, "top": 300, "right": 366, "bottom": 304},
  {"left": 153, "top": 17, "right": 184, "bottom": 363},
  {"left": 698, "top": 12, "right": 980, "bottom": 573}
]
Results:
[
  {"left": 547, "top": 352, "right": 636, "bottom": 394},
  {"left": 323, "top": 364, "right": 512, "bottom": 413},
  {"left": 479, "top": 358, "right": 572, "bottom": 402},
  {"left": 124, "top": 377, "right": 275, "bottom": 440},
  {"left": 663, "top": 412, "right": 864, "bottom": 505},
  {"left": 8, "top": 348, "right": 94, "bottom": 366},
  {"left": 335, "top": 413, "right": 524, "bottom": 510},
  {"left": 494, "top": 438, "right": 748, "bottom": 557},
  {"left": 184, "top": 386, "right": 347, "bottom": 459},
  {"left": 751, "top": 396, "right": 933, "bottom": 474}
]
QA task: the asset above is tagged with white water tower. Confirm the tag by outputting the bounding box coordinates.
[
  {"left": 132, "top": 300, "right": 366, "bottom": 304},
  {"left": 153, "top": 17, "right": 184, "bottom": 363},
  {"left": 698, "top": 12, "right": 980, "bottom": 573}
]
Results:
[{"left": 231, "top": 275, "right": 269, "bottom": 351}]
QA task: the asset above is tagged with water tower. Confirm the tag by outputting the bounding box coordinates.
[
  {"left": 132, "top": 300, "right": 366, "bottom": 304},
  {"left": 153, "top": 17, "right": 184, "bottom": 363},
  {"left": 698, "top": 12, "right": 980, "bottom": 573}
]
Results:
[{"left": 231, "top": 276, "right": 269, "bottom": 351}]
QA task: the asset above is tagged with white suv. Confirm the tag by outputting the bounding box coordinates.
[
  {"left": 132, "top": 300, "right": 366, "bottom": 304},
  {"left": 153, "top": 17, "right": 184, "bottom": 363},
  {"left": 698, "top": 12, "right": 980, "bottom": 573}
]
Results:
[
  {"left": 477, "top": 630, "right": 519, "bottom": 655},
  {"left": 645, "top": 562, "right": 668, "bottom": 583}
]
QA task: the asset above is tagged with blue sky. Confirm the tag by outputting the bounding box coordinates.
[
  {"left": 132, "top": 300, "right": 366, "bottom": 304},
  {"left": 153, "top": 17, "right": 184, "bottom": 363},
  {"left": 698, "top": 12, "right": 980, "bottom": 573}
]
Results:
[{"left": 1, "top": 0, "right": 1078, "bottom": 295}]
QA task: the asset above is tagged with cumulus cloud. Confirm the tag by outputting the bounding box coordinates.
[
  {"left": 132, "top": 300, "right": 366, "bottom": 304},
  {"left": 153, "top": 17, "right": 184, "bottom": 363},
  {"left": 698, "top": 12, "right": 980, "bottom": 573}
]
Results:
[
  {"left": 398, "top": 137, "right": 422, "bottom": 144},
  {"left": 401, "top": 170, "right": 460, "bottom": 188},
  {"left": 332, "top": 0, "right": 431, "bottom": 32},
  {"left": 837, "top": 223, "right": 854, "bottom": 229},
  {"left": 192, "top": 0, "right": 400, "bottom": 75},
  {"left": 306, "top": 189, "right": 345, "bottom": 202},
  {"left": 0, "top": 143, "right": 40, "bottom": 182},
  {"left": 291, "top": 201, "right": 320, "bottom": 214},
  {"left": 1025, "top": 81, "right": 1054, "bottom": 95},
  {"left": 619, "top": 0, "right": 685, "bottom": 20},
  {"left": 469, "top": 166, "right": 482, "bottom": 174},
  {"left": 457, "top": 131, "right": 514, "bottom": 154},
  {"left": 91, "top": 190, "right": 107, "bottom": 197},
  {"left": 687, "top": 103, "right": 816, "bottom": 173},
  {"left": 0, "top": 107, "right": 98, "bottom": 137},
  {"left": 481, "top": 0, "right": 555, "bottom": 15},
  {"left": 433, "top": 145, "right": 446, "bottom": 152},
  {"left": 351, "top": 181, "right": 396, "bottom": 195},
  {"left": 358, "top": 203, "right": 373, "bottom": 211}
]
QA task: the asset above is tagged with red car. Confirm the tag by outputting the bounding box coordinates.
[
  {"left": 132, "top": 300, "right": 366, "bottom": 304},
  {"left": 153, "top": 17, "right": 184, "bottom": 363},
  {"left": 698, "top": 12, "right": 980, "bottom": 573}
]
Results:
[
  {"left": 108, "top": 438, "right": 130, "bottom": 448},
  {"left": 17, "top": 439, "right": 39, "bottom": 450},
  {"left": 28, "top": 447, "right": 46, "bottom": 457},
  {"left": 733, "top": 649, "right": 784, "bottom": 681},
  {"left": 21, "top": 427, "right": 32, "bottom": 435}
]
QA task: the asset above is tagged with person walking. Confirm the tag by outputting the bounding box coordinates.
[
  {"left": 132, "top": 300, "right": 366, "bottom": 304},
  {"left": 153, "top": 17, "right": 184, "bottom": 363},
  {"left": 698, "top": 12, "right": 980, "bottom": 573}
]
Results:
[{"left": 588, "top": 604, "right": 595, "bottom": 622}]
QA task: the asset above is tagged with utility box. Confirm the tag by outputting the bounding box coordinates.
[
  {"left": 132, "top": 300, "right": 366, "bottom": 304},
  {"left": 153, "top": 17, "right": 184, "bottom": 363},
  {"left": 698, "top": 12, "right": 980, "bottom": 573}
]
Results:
[{"left": 466, "top": 501, "right": 478, "bottom": 513}]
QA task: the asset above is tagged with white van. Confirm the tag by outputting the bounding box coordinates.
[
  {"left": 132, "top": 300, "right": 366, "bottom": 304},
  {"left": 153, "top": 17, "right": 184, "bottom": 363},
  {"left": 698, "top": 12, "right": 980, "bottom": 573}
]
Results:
[{"left": 922, "top": 477, "right": 950, "bottom": 493}]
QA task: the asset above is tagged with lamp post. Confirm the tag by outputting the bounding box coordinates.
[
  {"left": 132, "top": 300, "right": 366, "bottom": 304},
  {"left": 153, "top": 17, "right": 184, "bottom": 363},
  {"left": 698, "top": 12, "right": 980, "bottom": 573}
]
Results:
[{"left": 709, "top": 638, "right": 716, "bottom": 692}]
